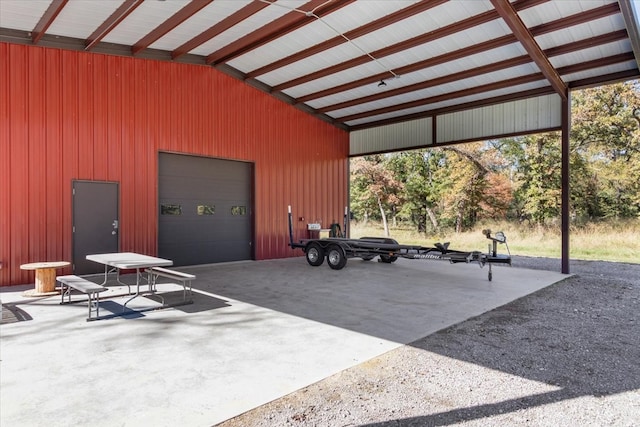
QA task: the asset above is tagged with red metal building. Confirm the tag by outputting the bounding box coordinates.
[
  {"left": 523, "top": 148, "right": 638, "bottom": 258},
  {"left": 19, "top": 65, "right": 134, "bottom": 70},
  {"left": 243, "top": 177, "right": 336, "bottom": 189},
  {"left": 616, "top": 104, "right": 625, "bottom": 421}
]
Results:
[
  {"left": 0, "top": 42, "right": 349, "bottom": 286},
  {"left": 3, "top": 1, "right": 639, "bottom": 285}
]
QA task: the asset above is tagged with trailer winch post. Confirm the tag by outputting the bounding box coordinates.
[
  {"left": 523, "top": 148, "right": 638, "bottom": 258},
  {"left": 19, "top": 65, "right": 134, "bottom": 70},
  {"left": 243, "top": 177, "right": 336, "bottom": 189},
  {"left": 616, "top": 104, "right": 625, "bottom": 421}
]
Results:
[
  {"left": 288, "top": 205, "right": 294, "bottom": 248},
  {"left": 343, "top": 206, "right": 348, "bottom": 238}
]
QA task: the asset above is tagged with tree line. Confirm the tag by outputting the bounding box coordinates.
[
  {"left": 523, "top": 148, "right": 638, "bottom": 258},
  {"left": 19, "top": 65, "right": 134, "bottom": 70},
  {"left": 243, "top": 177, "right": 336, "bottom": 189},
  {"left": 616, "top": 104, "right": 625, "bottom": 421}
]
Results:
[{"left": 350, "top": 81, "right": 640, "bottom": 235}]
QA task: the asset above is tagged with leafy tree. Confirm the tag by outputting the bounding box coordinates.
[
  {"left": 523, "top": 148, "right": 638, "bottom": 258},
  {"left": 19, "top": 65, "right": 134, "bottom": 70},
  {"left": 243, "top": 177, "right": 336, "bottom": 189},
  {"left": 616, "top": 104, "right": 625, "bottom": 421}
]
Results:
[
  {"left": 436, "top": 146, "right": 487, "bottom": 231},
  {"left": 496, "top": 134, "right": 561, "bottom": 226},
  {"left": 350, "top": 155, "right": 403, "bottom": 236},
  {"left": 386, "top": 150, "right": 445, "bottom": 233},
  {"left": 349, "top": 81, "right": 640, "bottom": 233},
  {"left": 571, "top": 81, "right": 640, "bottom": 218}
]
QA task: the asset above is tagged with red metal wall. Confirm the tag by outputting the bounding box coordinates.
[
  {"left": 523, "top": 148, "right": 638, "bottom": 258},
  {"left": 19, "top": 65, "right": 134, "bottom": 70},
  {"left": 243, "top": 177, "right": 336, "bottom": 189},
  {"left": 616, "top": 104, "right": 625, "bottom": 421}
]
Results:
[{"left": 0, "top": 42, "right": 349, "bottom": 287}]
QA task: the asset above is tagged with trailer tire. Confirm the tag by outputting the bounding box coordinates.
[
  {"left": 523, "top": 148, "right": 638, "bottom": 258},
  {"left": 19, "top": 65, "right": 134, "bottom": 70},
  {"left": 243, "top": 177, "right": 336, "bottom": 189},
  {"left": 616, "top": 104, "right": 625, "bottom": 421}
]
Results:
[
  {"left": 326, "top": 244, "right": 347, "bottom": 270},
  {"left": 305, "top": 242, "right": 325, "bottom": 267}
]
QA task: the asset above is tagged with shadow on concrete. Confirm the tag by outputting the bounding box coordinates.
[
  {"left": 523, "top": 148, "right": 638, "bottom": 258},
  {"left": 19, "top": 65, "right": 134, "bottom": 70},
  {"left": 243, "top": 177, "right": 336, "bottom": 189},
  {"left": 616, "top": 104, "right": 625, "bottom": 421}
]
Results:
[
  {"left": 358, "top": 262, "right": 640, "bottom": 426},
  {"left": 186, "top": 257, "right": 562, "bottom": 344},
  {"left": 1, "top": 303, "right": 33, "bottom": 324},
  {"left": 143, "top": 290, "right": 230, "bottom": 314}
]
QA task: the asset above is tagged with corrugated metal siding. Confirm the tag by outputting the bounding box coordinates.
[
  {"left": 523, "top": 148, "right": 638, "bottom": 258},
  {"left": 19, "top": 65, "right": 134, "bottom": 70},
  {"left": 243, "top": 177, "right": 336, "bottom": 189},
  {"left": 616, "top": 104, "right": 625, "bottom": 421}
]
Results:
[
  {"left": 349, "top": 94, "right": 562, "bottom": 156},
  {"left": 436, "top": 94, "right": 562, "bottom": 144},
  {"left": 1, "top": 42, "right": 348, "bottom": 287},
  {"left": 350, "top": 118, "right": 433, "bottom": 156}
]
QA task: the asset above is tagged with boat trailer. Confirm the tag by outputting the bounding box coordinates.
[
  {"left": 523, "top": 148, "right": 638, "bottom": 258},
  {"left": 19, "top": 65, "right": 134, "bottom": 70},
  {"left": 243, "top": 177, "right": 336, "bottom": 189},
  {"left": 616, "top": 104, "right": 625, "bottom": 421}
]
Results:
[{"left": 288, "top": 206, "right": 511, "bottom": 281}]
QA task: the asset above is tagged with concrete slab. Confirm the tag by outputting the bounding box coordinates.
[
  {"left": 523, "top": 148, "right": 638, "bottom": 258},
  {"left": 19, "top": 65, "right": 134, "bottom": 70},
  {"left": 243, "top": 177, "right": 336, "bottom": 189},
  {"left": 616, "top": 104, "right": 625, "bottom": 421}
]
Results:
[{"left": 0, "top": 257, "right": 566, "bottom": 426}]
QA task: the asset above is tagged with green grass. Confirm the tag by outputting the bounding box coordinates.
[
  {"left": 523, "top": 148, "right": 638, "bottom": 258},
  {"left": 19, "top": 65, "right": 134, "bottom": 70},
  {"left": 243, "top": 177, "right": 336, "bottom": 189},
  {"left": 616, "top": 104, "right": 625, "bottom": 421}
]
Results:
[{"left": 349, "top": 219, "right": 640, "bottom": 264}]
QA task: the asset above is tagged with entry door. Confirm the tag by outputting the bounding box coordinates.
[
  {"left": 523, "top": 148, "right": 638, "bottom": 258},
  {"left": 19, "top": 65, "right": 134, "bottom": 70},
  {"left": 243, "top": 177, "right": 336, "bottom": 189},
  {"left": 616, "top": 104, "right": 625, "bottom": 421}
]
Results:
[{"left": 72, "top": 180, "right": 119, "bottom": 274}]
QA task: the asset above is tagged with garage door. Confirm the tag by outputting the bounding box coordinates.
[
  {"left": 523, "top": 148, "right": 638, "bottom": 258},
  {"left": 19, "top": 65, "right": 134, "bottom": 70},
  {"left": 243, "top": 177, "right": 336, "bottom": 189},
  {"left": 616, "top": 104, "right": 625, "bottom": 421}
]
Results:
[{"left": 158, "top": 153, "right": 253, "bottom": 266}]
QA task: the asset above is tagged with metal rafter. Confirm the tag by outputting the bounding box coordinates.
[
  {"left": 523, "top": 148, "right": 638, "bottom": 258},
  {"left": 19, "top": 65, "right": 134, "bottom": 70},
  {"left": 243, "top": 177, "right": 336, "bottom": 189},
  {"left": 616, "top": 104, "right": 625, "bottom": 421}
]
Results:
[
  {"left": 246, "top": 0, "right": 448, "bottom": 78},
  {"left": 349, "top": 87, "right": 557, "bottom": 133},
  {"left": 349, "top": 66, "right": 640, "bottom": 132},
  {"left": 205, "top": 0, "right": 355, "bottom": 66},
  {"left": 0, "top": 0, "right": 634, "bottom": 132},
  {"left": 85, "top": 0, "right": 144, "bottom": 51},
  {"left": 490, "top": 0, "right": 566, "bottom": 99},
  {"left": 336, "top": 52, "right": 633, "bottom": 123},
  {"left": 132, "top": 0, "right": 215, "bottom": 56},
  {"left": 317, "top": 30, "right": 630, "bottom": 113},
  {"left": 31, "top": 0, "right": 68, "bottom": 44},
  {"left": 171, "top": 1, "right": 271, "bottom": 60},
  {"left": 296, "top": 3, "right": 623, "bottom": 103},
  {"left": 271, "top": 0, "right": 547, "bottom": 92}
]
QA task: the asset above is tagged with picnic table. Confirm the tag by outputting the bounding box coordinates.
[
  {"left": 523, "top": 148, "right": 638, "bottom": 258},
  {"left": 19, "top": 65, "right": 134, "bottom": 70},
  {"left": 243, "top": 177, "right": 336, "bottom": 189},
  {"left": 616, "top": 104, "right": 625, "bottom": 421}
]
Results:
[{"left": 86, "top": 252, "right": 173, "bottom": 308}]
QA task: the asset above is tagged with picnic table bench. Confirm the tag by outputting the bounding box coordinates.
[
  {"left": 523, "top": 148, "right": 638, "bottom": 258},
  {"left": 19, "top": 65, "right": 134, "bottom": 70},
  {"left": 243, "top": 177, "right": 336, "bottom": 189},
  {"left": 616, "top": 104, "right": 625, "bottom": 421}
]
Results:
[
  {"left": 145, "top": 266, "right": 194, "bottom": 303},
  {"left": 57, "top": 275, "right": 107, "bottom": 321}
]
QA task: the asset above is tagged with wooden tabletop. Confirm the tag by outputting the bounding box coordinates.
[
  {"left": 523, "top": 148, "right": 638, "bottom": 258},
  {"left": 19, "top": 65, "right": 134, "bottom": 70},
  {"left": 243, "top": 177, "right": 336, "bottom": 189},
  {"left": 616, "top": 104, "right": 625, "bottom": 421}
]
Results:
[{"left": 20, "top": 261, "right": 70, "bottom": 270}]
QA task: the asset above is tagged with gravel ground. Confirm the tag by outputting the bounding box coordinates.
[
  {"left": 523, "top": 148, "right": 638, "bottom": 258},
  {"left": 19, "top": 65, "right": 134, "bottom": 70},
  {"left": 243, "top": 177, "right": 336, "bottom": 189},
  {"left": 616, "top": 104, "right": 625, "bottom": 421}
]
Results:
[{"left": 217, "top": 256, "right": 640, "bottom": 427}]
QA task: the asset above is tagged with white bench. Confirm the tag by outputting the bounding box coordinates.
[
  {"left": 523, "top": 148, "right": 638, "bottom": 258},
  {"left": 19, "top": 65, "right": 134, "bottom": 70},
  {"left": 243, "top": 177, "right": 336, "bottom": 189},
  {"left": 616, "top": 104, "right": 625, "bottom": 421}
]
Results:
[
  {"left": 145, "top": 267, "right": 195, "bottom": 303},
  {"left": 57, "top": 275, "right": 107, "bottom": 321}
]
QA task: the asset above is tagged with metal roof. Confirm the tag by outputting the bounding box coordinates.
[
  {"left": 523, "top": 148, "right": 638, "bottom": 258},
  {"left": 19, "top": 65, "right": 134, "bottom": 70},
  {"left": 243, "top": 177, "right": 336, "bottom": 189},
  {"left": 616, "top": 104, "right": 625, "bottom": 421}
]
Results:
[{"left": 1, "top": 0, "right": 640, "bottom": 132}]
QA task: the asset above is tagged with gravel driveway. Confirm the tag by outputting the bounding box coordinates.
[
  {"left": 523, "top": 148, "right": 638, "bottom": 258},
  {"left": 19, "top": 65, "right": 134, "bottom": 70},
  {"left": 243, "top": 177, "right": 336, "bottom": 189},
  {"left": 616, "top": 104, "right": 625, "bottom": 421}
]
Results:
[{"left": 217, "top": 256, "right": 640, "bottom": 427}]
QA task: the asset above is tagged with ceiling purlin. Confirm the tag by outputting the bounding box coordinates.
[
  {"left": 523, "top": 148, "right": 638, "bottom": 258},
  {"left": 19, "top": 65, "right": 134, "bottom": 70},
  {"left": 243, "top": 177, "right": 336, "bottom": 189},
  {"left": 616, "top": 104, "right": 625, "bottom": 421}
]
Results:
[
  {"left": 246, "top": 0, "right": 448, "bottom": 78},
  {"left": 348, "top": 86, "right": 557, "bottom": 133},
  {"left": 132, "top": 0, "right": 214, "bottom": 56},
  {"left": 490, "top": 0, "right": 566, "bottom": 99},
  {"left": 171, "top": 1, "right": 270, "bottom": 60},
  {"left": 557, "top": 51, "right": 635, "bottom": 76},
  {"left": 298, "top": 35, "right": 516, "bottom": 103},
  {"left": 271, "top": 0, "right": 547, "bottom": 92},
  {"left": 205, "top": 0, "right": 355, "bottom": 66},
  {"left": 31, "top": 0, "right": 68, "bottom": 44},
  {"left": 336, "top": 52, "right": 634, "bottom": 123},
  {"left": 297, "top": 3, "right": 622, "bottom": 104},
  {"left": 568, "top": 68, "right": 640, "bottom": 89},
  {"left": 85, "top": 0, "right": 144, "bottom": 50},
  {"left": 318, "top": 29, "right": 630, "bottom": 113},
  {"left": 532, "top": 1, "right": 619, "bottom": 33},
  {"left": 350, "top": 67, "right": 639, "bottom": 132},
  {"left": 339, "top": 73, "right": 546, "bottom": 123},
  {"left": 319, "top": 55, "right": 533, "bottom": 113}
]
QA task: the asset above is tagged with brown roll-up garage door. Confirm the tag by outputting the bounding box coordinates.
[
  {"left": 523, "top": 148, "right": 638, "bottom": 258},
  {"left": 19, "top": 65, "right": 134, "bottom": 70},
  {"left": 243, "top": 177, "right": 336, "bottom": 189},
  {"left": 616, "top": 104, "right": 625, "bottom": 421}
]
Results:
[{"left": 158, "top": 153, "right": 253, "bottom": 266}]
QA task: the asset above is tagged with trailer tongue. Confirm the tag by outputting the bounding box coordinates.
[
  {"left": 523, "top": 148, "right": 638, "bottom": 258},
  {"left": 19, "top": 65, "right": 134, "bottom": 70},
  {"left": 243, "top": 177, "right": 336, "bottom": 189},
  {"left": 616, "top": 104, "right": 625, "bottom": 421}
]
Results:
[{"left": 288, "top": 206, "right": 511, "bottom": 281}]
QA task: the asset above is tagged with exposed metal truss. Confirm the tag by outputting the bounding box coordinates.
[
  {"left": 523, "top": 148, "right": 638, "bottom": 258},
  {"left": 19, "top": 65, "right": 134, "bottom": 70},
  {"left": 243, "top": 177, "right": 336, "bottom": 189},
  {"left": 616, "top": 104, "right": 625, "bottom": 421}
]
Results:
[{"left": 1, "top": 0, "right": 639, "bottom": 131}]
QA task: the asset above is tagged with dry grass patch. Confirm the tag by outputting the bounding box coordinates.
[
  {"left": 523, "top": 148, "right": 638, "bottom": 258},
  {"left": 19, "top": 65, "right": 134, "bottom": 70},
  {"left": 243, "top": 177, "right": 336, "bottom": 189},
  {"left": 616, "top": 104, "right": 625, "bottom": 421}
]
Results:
[{"left": 349, "top": 219, "right": 639, "bottom": 264}]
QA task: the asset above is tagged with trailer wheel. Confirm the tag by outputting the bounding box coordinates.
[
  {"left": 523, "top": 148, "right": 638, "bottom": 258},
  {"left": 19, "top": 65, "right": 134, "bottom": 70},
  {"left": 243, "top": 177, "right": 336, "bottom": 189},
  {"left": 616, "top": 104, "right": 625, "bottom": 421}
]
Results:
[
  {"left": 379, "top": 254, "right": 398, "bottom": 263},
  {"left": 305, "top": 242, "right": 325, "bottom": 266},
  {"left": 326, "top": 244, "right": 347, "bottom": 270}
]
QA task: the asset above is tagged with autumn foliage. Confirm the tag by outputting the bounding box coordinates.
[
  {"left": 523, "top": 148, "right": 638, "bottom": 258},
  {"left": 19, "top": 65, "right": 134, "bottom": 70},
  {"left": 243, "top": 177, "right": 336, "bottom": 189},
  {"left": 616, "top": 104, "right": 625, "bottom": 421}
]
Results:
[{"left": 350, "top": 81, "right": 640, "bottom": 233}]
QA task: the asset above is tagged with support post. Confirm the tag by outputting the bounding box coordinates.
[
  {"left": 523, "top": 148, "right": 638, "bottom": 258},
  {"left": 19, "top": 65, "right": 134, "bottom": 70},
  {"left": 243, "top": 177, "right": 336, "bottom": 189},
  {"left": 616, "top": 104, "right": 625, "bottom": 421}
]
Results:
[{"left": 561, "top": 91, "right": 571, "bottom": 274}]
